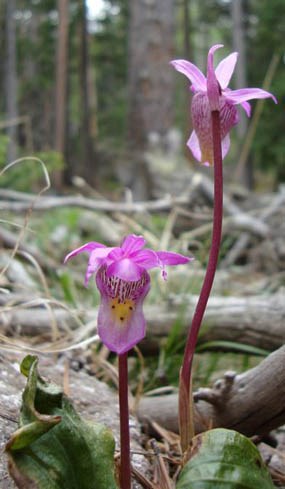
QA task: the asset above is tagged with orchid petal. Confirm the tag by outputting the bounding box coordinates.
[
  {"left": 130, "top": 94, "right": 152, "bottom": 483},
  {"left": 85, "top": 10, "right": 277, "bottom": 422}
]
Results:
[
  {"left": 65, "top": 232, "right": 191, "bottom": 353},
  {"left": 107, "top": 247, "right": 124, "bottom": 261},
  {"left": 96, "top": 269, "right": 151, "bottom": 354},
  {"left": 156, "top": 251, "right": 192, "bottom": 280},
  {"left": 207, "top": 44, "right": 224, "bottom": 110},
  {"left": 172, "top": 44, "right": 277, "bottom": 165},
  {"left": 207, "top": 44, "right": 224, "bottom": 71},
  {"left": 121, "top": 234, "right": 146, "bottom": 254},
  {"left": 131, "top": 249, "right": 159, "bottom": 269},
  {"left": 64, "top": 241, "right": 106, "bottom": 263},
  {"left": 215, "top": 52, "right": 238, "bottom": 89},
  {"left": 170, "top": 59, "right": 206, "bottom": 91},
  {"left": 85, "top": 247, "right": 114, "bottom": 286},
  {"left": 221, "top": 133, "right": 231, "bottom": 159},
  {"left": 226, "top": 87, "right": 277, "bottom": 105},
  {"left": 191, "top": 92, "right": 213, "bottom": 165},
  {"left": 156, "top": 251, "right": 192, "bottom": 266},
  {"left": 97, "top": 296, "right": 148, "bottom": 355},
  {"left": 187, "top": 130, "right": 202, "bottom": 162},
  {"left": 220, "top": 98, "right": 239, "bottom": 136},
  {"left": 241, "top": 101, "right": 251, "bottom": 117},
  {"left": 106, "top": 258, "right": 144, "bottom": 281}
]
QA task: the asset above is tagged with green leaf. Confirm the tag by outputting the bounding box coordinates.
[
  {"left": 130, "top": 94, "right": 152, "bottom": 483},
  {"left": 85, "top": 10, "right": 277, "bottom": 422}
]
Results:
[
  {"left": 177, "top": 428, "right": 275, "bottom": 489},
  {"left": 6, "top": 355, "right": 118, "bottom": 489}
]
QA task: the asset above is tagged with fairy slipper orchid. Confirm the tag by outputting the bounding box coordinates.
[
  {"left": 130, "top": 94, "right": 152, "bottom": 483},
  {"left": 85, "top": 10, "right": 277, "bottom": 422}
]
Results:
[
  {"left": 171, "top": 44, "right": 277, "bottom": 166},
  {"left": 65, "top": 234, "right": 191, "bottom": 354}
]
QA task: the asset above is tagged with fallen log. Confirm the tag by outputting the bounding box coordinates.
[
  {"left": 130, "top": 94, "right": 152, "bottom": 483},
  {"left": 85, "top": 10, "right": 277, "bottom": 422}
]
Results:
[
  {"left": 0, "top": 175, "right": 271, "bottom": 240},
  {"left": 1, "top": 292, "right": 285, "bottom": 352},
  {"left": 142, "top": 291, "right": 285, "bottom": 352},
  {"left": 137, "top": 344, "right": 285, "bottom": 437},
  {"left": 0, "top": 227, "right": 59, "bottom": 271},
  {"left": 193, "top": 172, "right": 269, "bottom": 237},
  {"left": 0, "top": 191, "right": 191, "bottom": 213},
  {"left": 222, "top": 186, "right": 285, "bottom": 267}
]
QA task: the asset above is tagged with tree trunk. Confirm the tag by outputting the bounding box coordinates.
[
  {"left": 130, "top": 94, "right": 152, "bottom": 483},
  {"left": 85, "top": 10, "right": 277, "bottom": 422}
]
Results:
[
  {"left": 127, "top": 0, "right": 175, "bottom": 150},
  {"left": 78, "top": 0, "right": 96, "bottom": 186},
  {"left": 183, "top": 0, "right": 191, "bottom": 60},
  {"left": 5, "top": 0, "right": 18, "bottom": 164},
  {"left": 231, "top": 0, "right": 253, "bottom": 188},
  {"left": 54, "top": 0, "right": 69, "bottom": 189}
]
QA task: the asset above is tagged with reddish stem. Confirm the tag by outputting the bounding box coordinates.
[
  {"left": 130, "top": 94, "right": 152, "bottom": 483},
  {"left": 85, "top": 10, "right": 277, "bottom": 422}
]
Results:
[
  {"left": 118, "top": 353, "right": 131, "bottom": 489},
  {"left": 179, "top": 110, "right": 223, "bottom": 450}
]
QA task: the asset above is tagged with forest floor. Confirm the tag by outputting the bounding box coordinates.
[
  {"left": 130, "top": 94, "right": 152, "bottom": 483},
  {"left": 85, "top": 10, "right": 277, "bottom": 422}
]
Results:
[{"left": 1, "top": 164, "right": 285, "bottom": 487}]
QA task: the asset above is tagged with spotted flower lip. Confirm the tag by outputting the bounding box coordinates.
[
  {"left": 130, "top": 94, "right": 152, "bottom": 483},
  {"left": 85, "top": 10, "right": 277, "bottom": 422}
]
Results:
[
  {"left": 64, "top": 234, "right": 192, "bottom": 354},
  {"left": 171, "top": 44, "right": 277, "bottom": 166}
]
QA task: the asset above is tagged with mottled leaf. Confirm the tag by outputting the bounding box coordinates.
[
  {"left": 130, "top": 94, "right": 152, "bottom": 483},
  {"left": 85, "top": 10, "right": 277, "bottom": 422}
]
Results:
[
  {"left": 6, "top": 355, "right": 118, "bottom": 489},
  {"left": 177, "top": 428, "right": 274, "bottom": 489}
]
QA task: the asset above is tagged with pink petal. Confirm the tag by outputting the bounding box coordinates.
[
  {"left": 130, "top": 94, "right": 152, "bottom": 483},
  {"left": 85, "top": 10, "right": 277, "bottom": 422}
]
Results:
[
  {"left": 221, "top": 133, "right": 231, "bottom": 159},
  {"left": 170, "top": 59, "right": 206, "bottom": 92},
  {"left": 226, "top": 88, "right": 277, "bottom": 105},
  {"left": 156, "top": 251, "right": 192, "bottom": 266},
  {"left": 106, "top": 258, "right": 143, "bottom": 281},
  {"left": 187, "top": 130, "right": 202, "bottom": 162},
  {"left": 207, "top": 44, "right": 224, "bottom": 69},
  {"left": 219, "top": 98, "right": 239, "bottom": 136},
  {"left": 191, "top": 92, "right": 213, "bottom": 165},
  {"left": 241, "top": 101, "right": 251, "bottom": 117},
  {"left": 155, "top": 251, "right": 192, "bottom": 281},
  {"left": 107, "top": 247, "right": 124, "bottom": 261},
  {"left": 85, "top": 247, "right": 114, "bottom": 286},
  {"left": 121, "top": 234, "right": 146, "bottom": 255},
  {"left": 131, "top": 249, "right": 159, "bottom": 269},
  {"left": 64, "top": 241, "right": 106, "bottom": 263},
  {"left": 96, "top": 273, "right": 151, "bottom": 354},
  {"left": 207, "top": 44, "right": 224, "bottom": 111},
  {"left": 223, "top": 87, "right": 251, "bottom": 117},
  {"left": 97, "top": 297, "right": 148, "bottom": 354},
  {"left": 215, "top": 52, "right": 238, "bottom": 89}
]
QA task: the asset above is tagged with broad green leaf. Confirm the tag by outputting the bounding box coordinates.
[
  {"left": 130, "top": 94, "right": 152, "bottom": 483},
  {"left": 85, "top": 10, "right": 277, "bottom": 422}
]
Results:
[
  {"left": 6, "top": 355, "right": 118, "bottom": 489},
  {"left": 177, "top": 428, "right": 274, "bottom": 489}
]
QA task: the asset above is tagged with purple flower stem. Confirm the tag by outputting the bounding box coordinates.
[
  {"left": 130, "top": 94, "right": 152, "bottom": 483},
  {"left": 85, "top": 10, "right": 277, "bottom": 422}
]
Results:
[
  {"left": 179, "top": 109, "right": 223, "bottom": 451},
  {"left": 118, "top": 352, "right": 131, "bottom": 489}
]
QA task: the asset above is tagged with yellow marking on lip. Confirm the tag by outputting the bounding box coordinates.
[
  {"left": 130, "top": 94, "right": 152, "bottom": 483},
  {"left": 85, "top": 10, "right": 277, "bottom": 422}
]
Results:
[
  {"left": 201, "top": 146, "right": 213, "bottom": 166},
  {"left": 110, "top": 298, "right": 135, "bottom": 324}
]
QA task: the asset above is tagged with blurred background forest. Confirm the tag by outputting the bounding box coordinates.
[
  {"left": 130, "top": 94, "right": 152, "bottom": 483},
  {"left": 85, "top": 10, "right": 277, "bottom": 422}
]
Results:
[{"left": 1, "top": 0, "right": 284, "bottom": 197}]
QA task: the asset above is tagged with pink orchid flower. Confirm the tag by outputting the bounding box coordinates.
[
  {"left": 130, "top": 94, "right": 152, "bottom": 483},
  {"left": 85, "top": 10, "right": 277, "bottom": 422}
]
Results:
[
  {"left": 65, "top": 234, "right": 192, "bottom": 354},
  {"left": 171, "top": 44, "right": 277, "bottom": 166}
]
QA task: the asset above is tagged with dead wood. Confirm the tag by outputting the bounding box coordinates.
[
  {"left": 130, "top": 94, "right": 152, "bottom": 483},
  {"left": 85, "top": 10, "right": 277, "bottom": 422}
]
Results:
[
  {"left": 0, "top": 174, "right": 272, "bottom": 239},
  {"left": 137, "top": 344, "right": 285, "bottom": 437},
  {"left": 0, "top": 190, "right": 191, "bottom": 213},
  {"left": 0, "top": 307, "right": 80, "bottom": 333},
  {"left": 258, "top": 441, "right": 285, "bottom": 486},
  {"left": 222, "top": 187, "right": 285, "bottom": 267},
  {"left": 1, "top": 291, "right": 285, "bottom": 352},
  {"left": 142, "top": 291, "right": 285, "bottom": 352},
  {"left": 0, "top": 227, "right": 57, "bottom": 270},
  {"left": 193, "top": 172, "right": 269, "bottom": 237}
]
